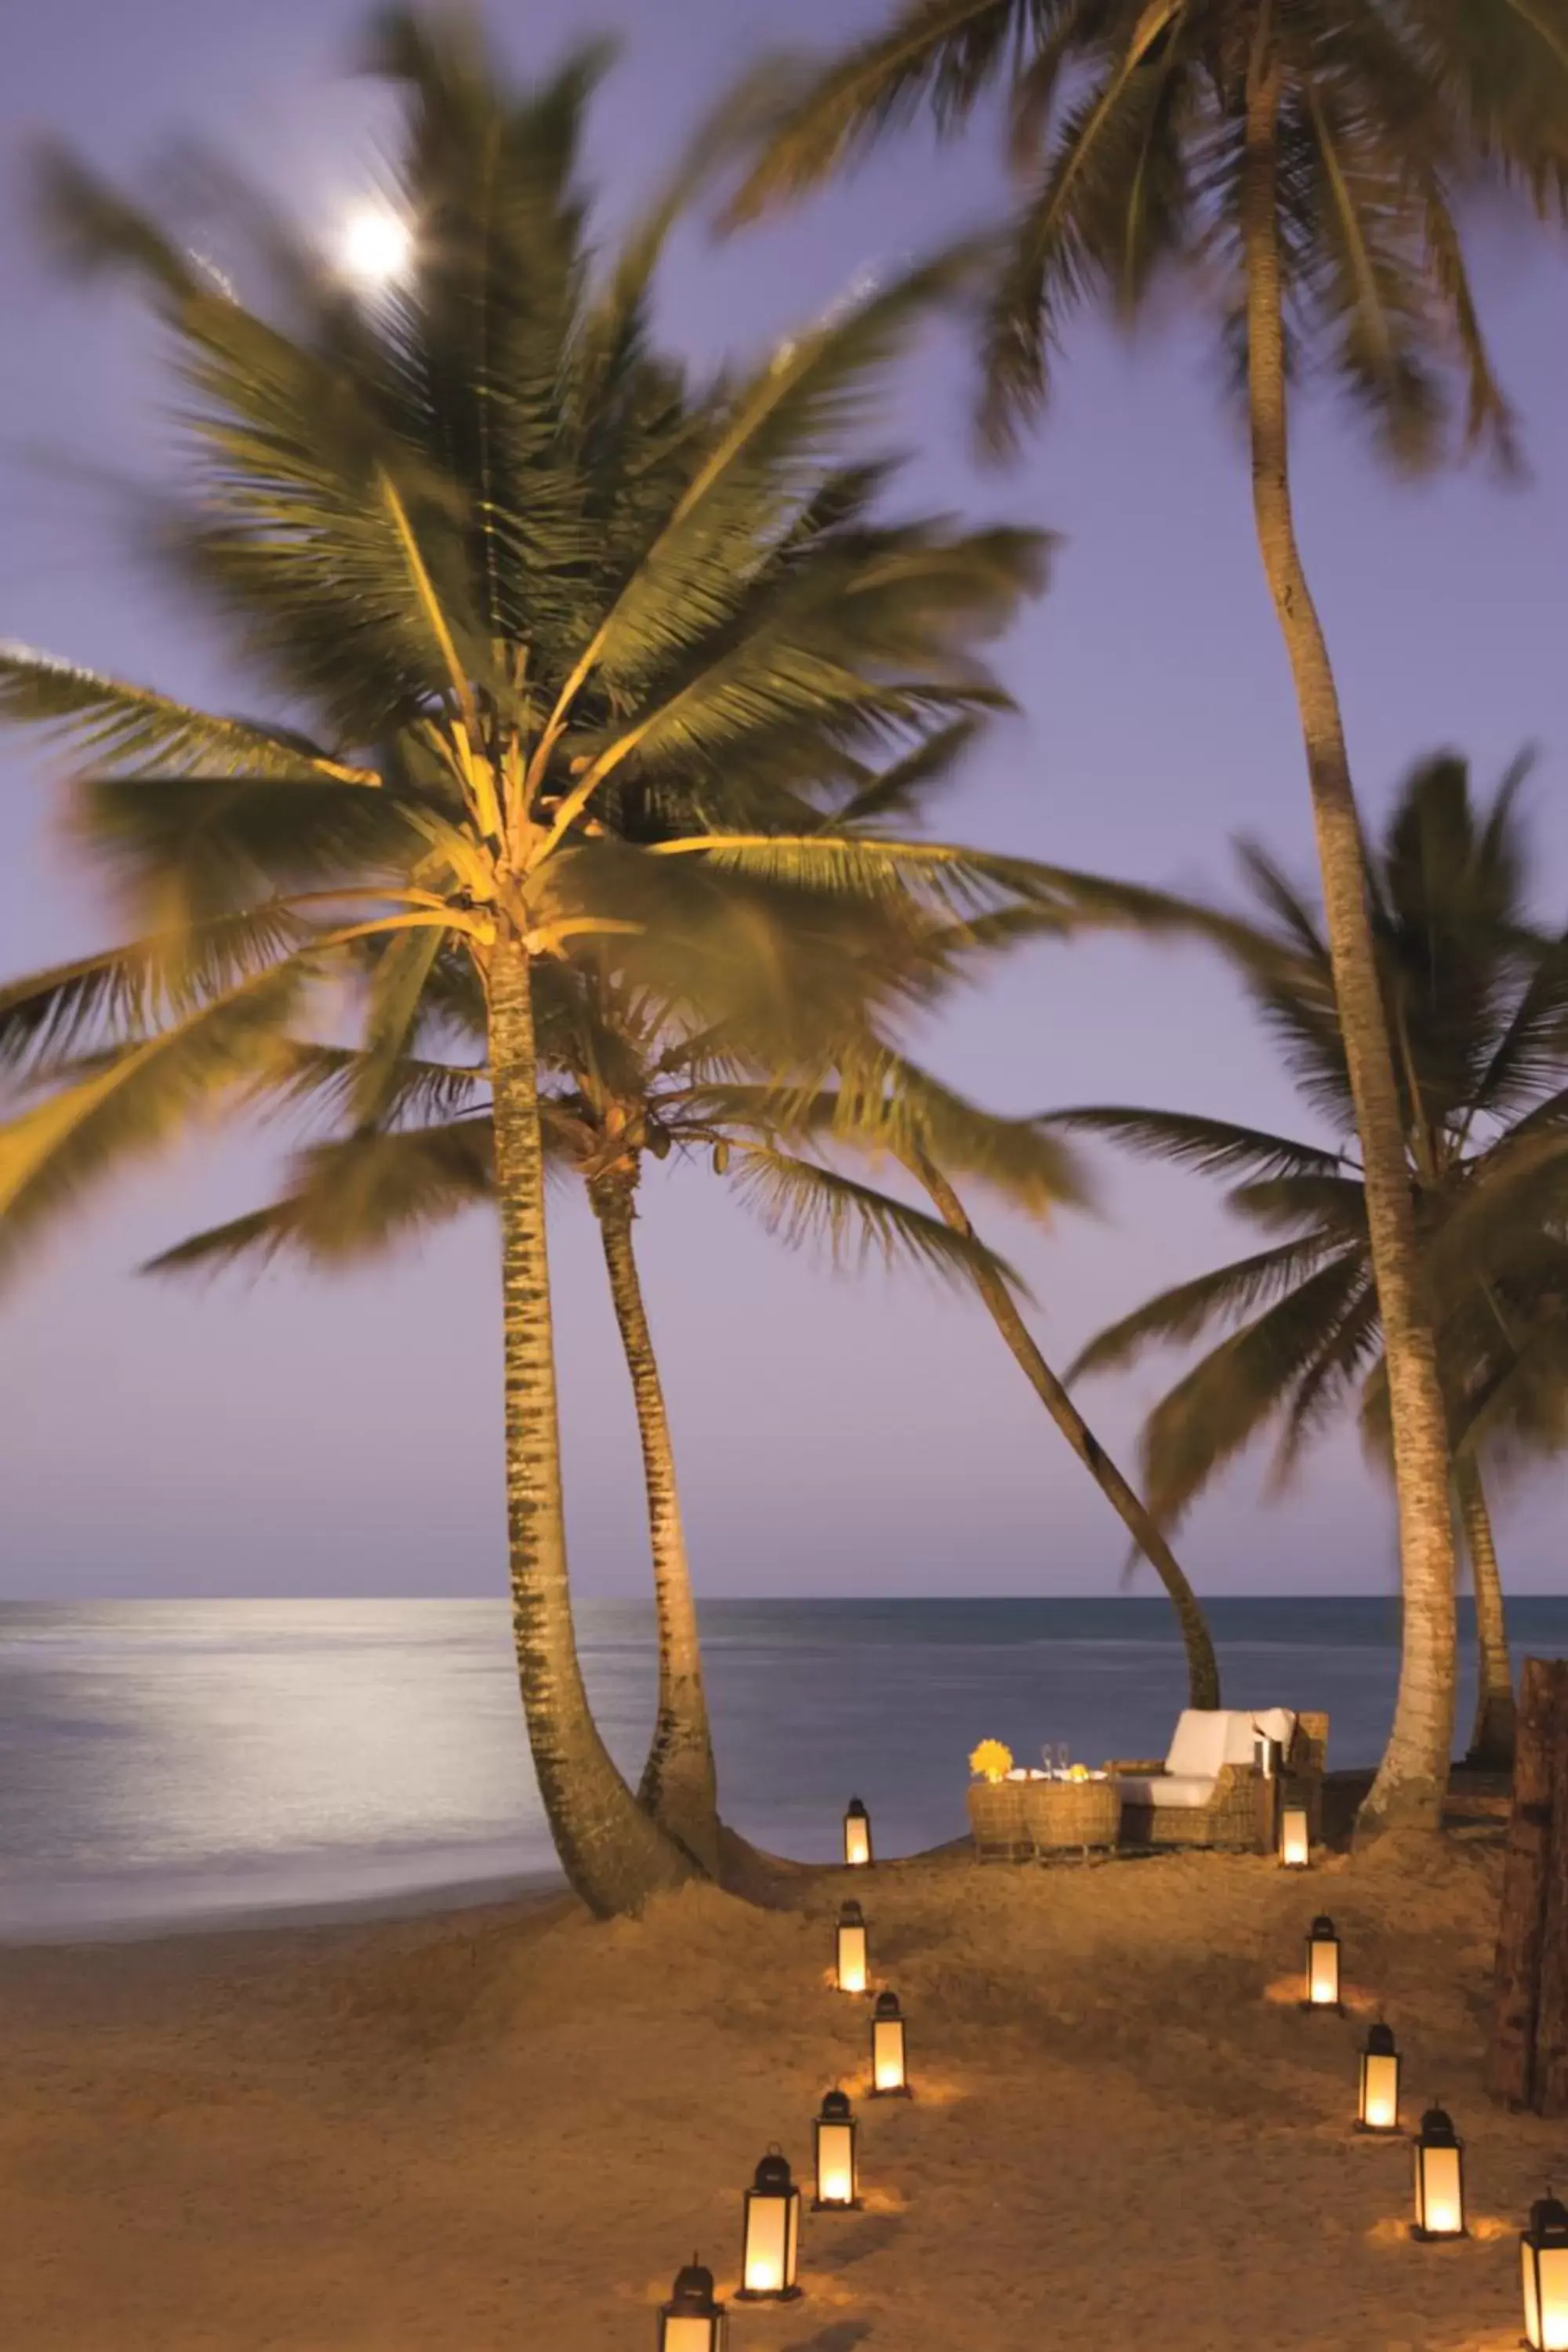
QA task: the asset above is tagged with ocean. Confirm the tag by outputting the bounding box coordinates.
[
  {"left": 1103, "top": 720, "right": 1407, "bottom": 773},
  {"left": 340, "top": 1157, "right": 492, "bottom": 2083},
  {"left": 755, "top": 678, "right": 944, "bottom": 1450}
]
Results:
[{"left": 2, "top": 1595, "right": 1562, "bottom": 1941}]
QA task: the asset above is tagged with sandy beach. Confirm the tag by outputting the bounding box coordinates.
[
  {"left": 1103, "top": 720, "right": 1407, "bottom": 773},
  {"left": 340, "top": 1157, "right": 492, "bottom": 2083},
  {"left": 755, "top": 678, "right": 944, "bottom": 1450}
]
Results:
[{"left": 0, "top": 1800, "right": 1555, "bottom": 2352}]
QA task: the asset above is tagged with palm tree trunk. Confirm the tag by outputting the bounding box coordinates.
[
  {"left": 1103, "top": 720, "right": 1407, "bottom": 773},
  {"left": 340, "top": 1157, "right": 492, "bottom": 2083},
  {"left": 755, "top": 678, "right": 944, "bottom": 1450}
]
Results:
[
  {"left": 909, "top": 1149, "right": 1221, "bottom": 1709},
  {"left": 1456, "top": 1454, "right": 1516, "bottom": 1771},
  {"left": 590, "top": 1174, "right": 721, "bottom": 1874},
  {"left": 486, "top": 921, "right": 695, "bottom": 1915},
  {"left": 1242, "top": 60, "right": 1457, "bottom": 1833}
]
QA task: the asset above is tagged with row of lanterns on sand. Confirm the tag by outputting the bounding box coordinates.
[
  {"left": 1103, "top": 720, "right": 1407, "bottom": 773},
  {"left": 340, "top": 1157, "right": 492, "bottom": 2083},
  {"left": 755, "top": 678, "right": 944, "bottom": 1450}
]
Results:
[
  {"left": 662, "top": 1804, "right": 1568, "bottom": 2350},
  {"left": 1304, "top": 1909, "right": 1568, "bottom": 2347},
  {"left": 656, "top": 1804, "right": 895, "bottom": 2347}
]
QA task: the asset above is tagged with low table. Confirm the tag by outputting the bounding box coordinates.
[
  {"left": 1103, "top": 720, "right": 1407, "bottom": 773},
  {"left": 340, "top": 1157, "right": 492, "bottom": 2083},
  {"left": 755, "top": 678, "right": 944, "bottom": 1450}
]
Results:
[{"left": 968, "top": 1775, "right": 1122, "bottom": 1860}]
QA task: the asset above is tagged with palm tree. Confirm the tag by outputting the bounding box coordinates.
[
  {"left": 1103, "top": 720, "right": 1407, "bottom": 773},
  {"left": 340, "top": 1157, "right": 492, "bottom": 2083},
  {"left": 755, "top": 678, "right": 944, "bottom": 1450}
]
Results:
[
  {"left": 725, "top": 0, "right": 1568, "bottom": 1829},
  {"left": 143, "top": 954, "right": 1025, "bottom": 1875},
  {"left": 0, "top": 12, "right": 1067, "bottom": 1913},
  {"left": 782, "top": 1036, "right": 1223, "bottom": 1701},
  {"left": 1056, "top": 753, "right": 1568, "bottom": 1769}
]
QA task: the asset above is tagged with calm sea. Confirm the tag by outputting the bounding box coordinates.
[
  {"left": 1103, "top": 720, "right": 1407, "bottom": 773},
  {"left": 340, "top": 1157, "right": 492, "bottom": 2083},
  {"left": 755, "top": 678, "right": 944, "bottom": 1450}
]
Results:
[{"left": 2, "top": 1596, "right": 1564, "bottom": 1941}]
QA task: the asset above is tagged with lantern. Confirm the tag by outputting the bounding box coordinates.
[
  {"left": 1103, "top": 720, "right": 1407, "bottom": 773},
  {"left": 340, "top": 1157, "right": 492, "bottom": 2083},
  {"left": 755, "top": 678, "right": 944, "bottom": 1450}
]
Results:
[
  {"left": 658, "top": 2258, "right": 728, "bottom": 2351},
  {"left": 738, "top": 2148, "right": 802, "bottom": 2301},
  {"left": 1411, "top": 2104, "right": 1466, "bottom": 2241},
  {"left": 1356, "top": 2021, "right": 1401, "bottom": 2134},
  {"left": 1303, "top": 1915, "right": 1341, "bottom": 2012},
  {"left": 844, "top": 1797, "right": 873, "bottom": 1868},
  {"left": 812, "top": 2089, "right": 860, "bottom": 2211},
  {"left": 870, "top": 1988, "right": 910, "bottom": 2096},
  {"left": 1522, "top": 2191, "right": 1568, "bottom": 2348},
  {"left": 835, "top": 1900, "right": 868, "bottom": 1995},
  {"left": 1279, "top": 1801, "right": 1310, "bottom": 1868}
]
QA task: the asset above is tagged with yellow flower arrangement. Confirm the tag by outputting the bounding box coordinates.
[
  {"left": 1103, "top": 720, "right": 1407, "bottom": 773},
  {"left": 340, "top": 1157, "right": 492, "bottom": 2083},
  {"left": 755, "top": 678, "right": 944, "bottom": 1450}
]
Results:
[
  {"left": 969, "top": 1738, "right": 1013, "bottom": 1784},
  {"left": 1067, "top": 1762, "right": 1091, "bottom": 1783}
]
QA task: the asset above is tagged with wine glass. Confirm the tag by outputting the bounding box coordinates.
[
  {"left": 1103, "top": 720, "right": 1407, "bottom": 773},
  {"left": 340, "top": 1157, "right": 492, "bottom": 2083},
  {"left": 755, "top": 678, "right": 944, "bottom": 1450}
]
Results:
[
  {"left": 1056, "top": 1741, "right": 1071, "bottom": 1777},
  {"left": 1039, "top": 1741, "right": 1055, "bottom": 1778}
]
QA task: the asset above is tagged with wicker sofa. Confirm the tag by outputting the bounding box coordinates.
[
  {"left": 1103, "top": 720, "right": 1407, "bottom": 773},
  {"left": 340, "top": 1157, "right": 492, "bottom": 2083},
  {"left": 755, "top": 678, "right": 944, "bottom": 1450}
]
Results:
[{"left": 1107, "top": 1708, "right": 1330, "bottom": 1853}]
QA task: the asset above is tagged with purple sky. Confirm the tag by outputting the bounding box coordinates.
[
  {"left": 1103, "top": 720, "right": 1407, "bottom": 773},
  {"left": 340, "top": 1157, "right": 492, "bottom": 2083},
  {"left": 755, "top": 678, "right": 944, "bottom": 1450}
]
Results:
[{"left": 5, "top": 0, "right": 1568, "bottom": 1602}]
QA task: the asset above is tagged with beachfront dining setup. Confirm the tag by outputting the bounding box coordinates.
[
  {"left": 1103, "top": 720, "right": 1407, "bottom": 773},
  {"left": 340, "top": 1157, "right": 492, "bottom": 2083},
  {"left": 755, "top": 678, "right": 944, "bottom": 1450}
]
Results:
[
  {"left": 656, "top": 1713, "right": 1561, "bottom": 2350},
  {"left": 966, "top": 1707, "right": 1330, "bottom": 1861}
]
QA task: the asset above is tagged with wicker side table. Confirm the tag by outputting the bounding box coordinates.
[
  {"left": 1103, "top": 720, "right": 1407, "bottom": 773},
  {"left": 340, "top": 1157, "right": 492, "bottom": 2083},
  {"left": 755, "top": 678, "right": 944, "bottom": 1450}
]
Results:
[
  {"left": 1024, "top": 1777, "right": 1122, "bottom": 1853},
  {"left": 967, "top": 1779, "right": 1034, "bottom": 1862}
]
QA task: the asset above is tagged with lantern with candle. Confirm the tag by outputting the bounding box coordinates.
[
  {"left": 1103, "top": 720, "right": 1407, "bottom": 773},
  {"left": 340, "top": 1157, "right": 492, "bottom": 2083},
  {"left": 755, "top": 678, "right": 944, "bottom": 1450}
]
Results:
[
  {"left": 1302, "top": 1915, "right": 1342, "bottom": 2012},
  {"left": 1279, "top": 1801, "right": 1310, "bottom": 1868},
  {"left": 1411, "top": 2104, "right": 1466, "bottom": 2241},
  {"left": 1523, "top": 2190, "right": 1568, "bottom": 2348},
  {"left": 738, "top": 2149, "right": 802, "bottom": 2300},
  {"left": 1356, "top": 2021, "right": 1401, "bottom": 2134},
  {"left": 835, "top": 1900, "right": 868, "bottom": 1995},
  {"left": 870, "top": 1988, "right": 910, "bottom": 2096},
  {"left": 812, "top": 2090, "right": 860, "bottom": 2211},
  {"left": 658, "top": 2259, "right": 727, "bottom": 2350},
  {"left": 843, "top": 1798, "right": 872, "bottom": 1868}
]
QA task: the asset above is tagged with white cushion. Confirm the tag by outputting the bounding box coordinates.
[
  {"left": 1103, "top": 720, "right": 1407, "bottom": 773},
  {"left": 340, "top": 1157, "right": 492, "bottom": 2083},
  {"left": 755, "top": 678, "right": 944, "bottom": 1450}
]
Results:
[
  {"left": 1220, "top": 1711, "right": 1265, "bottom": 1766},
  {"left": 1250, "top": 1706, "right": 1296, "bottom": 1750},
  {"left": 1165, "top": 1710, "right": 1230, "bottom": 1777},
  {"left": 1117, "top": 1773, "right": 1218, "bottom": 1810}
]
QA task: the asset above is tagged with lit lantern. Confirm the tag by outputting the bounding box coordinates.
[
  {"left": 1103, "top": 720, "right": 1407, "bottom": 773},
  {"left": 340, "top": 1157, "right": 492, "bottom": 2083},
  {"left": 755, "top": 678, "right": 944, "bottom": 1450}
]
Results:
[
  {"left": 1522, "top": 2190, "right": 1568, "bottom": 2348},
  {"left": 1279, "top": 1801, "right": 1310, "bottom": 1868},
  {"left": 738, "top": 2148, "right": 802, "bottom": 2301},
  {"left": 844, "top": 1798, "right": 873, "bottom": 1868},
  {"left": 1411, "top": 2104, "right": 1467, "bottom": 2241},
  {"left": 1303, "top": 1914, "right": 1342, "bottom": 2012},
  {"left": 659, "top": 2258, "right": 728, "bottom": 2350},
  {"left": 1356, "top": 2021, "right": 1401, "bottom": 2134},
  {"left": 835, "top": 1900, "right": 868, "bottom": 1995},
  {"left": 812, "top": 2089, "right": 861, "bottom": 2211},
  {"left": 870, "top": 1988, "right": 910, "bottom": 2096}
]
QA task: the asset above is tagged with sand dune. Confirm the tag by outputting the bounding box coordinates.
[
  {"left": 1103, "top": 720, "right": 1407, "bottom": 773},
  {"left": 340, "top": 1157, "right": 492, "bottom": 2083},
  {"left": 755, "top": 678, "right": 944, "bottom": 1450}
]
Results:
[{"left": 0, "top": 1824, "right": 1550, "bottom": 2350}]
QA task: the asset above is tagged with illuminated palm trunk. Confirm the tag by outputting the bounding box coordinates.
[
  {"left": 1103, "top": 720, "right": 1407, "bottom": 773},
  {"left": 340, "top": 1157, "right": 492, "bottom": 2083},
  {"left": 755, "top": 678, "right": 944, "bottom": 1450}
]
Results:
[
  {"left": 487, "top": 923, "right": 694, "bottom": 1915},
  {"left": 1457, "top": 1455, "right": 1516, "bottom": 1770},
  {"left": 1243, "top": 67, "right": 1456, "bottom": 1832},
  {"left": 590, "top": 1175, "right": 721, "bottom": 1874},
  {"left": 911, "top": 1151, "right": 1221, "bottom": 1710}
]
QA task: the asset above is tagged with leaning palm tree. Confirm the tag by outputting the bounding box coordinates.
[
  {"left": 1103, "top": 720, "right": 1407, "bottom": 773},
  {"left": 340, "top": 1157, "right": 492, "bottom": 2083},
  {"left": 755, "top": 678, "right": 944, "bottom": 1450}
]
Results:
[
  {"left": 779, "top": 1030, "right": 1223, "bottom": 1703},
  {"left": 0, "top": 13, "right": 1071, "bottom": 1913},
  {"left": 727, "top": 0, "right": 1568, "bottom": 1828},
  {"left": 1057, "top": 754, "right": 1568, "bottom": 1769}
]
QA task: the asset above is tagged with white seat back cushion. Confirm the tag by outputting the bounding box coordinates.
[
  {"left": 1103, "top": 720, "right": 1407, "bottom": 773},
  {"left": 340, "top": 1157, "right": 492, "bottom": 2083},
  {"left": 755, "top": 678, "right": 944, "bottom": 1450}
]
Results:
[
  {"left": 1165, "top": 1710, "right": 1230, "bottom": 1777},
  {"left": 1220, "top": 1711, "right": 1265, "bottom": 1766},
  {"left": 1250, "top": 1706, "right": 1297, "bottom": 1750}
]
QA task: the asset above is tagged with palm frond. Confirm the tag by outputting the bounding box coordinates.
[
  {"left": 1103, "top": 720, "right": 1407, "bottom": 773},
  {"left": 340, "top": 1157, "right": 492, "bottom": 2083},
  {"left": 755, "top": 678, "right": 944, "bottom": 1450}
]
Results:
[
  {"left": 721, "top": 0, "right": 1020, "bottom": 221},
  {"left": 1046, "top": 1104, "right": 1341, "bottom": 1185},
  {"left": 1068, "top": 1236, "right": 1344, "bottom": 1381},
  {"left": 143, "top": 1116, "right": 496, "bottom": 1276},
  {"left": 0, "top": 962, "right": 306, "bottom": 1285},
  {"left": 0, "top": 648, "right": 374, "bottom": 783},
  {"left": 729, "top": 1141, "right": 1018, "bottom": 1287},
  {"left": 1136, "top": 1255, "right": 1372, "bottom": 1523}
]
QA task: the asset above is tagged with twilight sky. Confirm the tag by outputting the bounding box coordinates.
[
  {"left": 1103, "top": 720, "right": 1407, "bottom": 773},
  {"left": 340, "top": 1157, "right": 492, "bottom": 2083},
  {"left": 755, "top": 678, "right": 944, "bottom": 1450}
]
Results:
[{"left": 4, "top": 0, "right": 1568, "bottom": 1602}]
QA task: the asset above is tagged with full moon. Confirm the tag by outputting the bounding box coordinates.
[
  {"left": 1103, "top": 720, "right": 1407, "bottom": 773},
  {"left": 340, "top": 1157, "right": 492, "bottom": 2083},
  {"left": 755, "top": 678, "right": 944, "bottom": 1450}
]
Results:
[{"left": 340, "top": 206, "right": 412, "bottom": 289}]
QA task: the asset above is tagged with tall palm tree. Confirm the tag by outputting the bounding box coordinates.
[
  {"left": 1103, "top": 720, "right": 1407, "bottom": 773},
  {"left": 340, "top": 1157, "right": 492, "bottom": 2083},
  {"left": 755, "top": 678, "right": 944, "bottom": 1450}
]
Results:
[
  {"left": 1056, "top": 754, "right": 1568, "bottom": 1769},
  {"left": 143, "top": 954, "right": 1026, "bottom": 1874},
  {"left": 0, "top": 13, "right": 1069, "bottom": 1913},
  {"left": 726, "top": 0, "right": 1568, "bottom": 1829}
]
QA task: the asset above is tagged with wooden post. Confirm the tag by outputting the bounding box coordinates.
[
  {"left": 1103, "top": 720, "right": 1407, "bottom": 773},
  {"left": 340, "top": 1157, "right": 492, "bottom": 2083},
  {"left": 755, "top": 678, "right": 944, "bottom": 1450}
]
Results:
[
  {"left": 1534, "top": 1687, "right": 1568, "bottom": 2115},
  {"left": 1486, "top": 1657, "right": 1568, "bottom": 2108}
]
